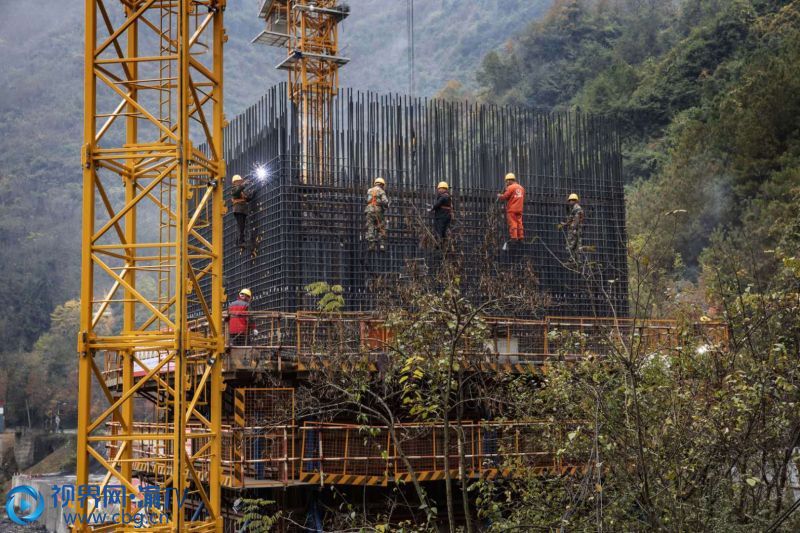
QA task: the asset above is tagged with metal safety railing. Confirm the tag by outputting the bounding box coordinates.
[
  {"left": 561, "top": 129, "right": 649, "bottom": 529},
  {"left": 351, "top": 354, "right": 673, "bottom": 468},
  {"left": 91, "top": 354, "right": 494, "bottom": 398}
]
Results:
[
  {"left": 298, "top": 420, "right": 582, "bottom": 485},
  {"left": 109, "top": 419, "right": 581, "bottom": 488},
  {"left": 102, "top": 315, "right": 728, "bottom": 383},
  {"left": 223, "top": 424, "right": 296, "bottom": 487},
  {"left": 105, "top": 422, "right": 215, "bottom": 484},
  {"left": 106, "top": 421, "right": 292, "bottom": 489},
  {"left": 216, "top": 312, "right": 729, "bottom": 363}
]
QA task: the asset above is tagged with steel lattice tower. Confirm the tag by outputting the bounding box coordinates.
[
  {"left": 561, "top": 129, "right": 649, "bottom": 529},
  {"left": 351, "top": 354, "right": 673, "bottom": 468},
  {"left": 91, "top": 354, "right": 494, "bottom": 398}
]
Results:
[
  {"left": 255, "top": 0, "right": 350, "bottom": 182},
  {"left": 77, "top": 0, "right": 225, "bottom": 530}
]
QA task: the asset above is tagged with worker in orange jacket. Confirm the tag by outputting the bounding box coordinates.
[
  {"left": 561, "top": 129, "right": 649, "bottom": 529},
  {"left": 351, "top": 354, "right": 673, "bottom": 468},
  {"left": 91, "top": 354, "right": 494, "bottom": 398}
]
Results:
[{"left": 497, "top": 172, "right": 525, "bottom": 246}]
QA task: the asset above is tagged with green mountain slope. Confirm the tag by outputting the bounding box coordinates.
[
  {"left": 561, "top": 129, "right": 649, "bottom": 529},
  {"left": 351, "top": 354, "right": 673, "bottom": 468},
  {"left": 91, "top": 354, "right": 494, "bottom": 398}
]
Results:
[{"left": 476, "top": 0, "right": 800, "bottom": 315}]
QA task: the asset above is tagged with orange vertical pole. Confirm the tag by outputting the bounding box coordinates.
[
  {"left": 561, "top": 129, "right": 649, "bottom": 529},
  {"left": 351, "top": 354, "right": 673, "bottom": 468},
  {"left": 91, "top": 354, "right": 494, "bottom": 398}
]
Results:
[
  {"left": 385, "top": 429, "right": 391, "bottom": 481},
  {"left": 543, "top": 320, "right": 549, "bottom": 356},
  {"left": 343, "top": 428, "right": 350, "bottom": 475},
  {"left": 432, "top": 427, "right": 437, "bottom": 472}
]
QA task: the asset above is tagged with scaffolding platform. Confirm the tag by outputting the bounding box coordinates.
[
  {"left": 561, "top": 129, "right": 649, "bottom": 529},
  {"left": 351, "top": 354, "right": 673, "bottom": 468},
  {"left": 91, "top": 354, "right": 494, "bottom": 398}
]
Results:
[
  {"left": 252, "top": 29, "right": 290, "bottom": 47},
  {"left": 102, "top": 314, "right": 729, "bottom": 386},
  {"left": 109, "top": 418, "right": 584, "bottom": 490}
]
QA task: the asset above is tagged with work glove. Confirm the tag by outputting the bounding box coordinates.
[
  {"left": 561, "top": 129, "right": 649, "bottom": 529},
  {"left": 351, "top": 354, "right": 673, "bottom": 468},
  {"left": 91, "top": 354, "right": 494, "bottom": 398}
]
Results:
[{"left": 252, "top": 329, "right": 259, "bottom": 336}]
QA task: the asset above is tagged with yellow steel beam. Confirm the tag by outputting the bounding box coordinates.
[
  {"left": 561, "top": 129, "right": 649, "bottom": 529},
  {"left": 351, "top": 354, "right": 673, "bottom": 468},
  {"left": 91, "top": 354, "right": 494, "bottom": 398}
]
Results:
[
  {"left": 87, "top": 353, "right": 175, "bottom": 433},
  {"left": 94, "top": 0, "right": 157, "bottom": 58},
  {"left": 92, "top": 254, "right": 176, "bottom": 328}
]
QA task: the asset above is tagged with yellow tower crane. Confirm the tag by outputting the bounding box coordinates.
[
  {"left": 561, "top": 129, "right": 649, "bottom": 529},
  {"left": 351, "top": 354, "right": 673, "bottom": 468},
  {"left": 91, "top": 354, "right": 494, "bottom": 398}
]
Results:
[
  {"left": 254, "top": 0, "right": 350, "bottom": 103},
  {"left": 76, "top": 0, "right": 346, "bottom": 531},
  {"left": 254, "top": 0, "right": 350, "bottom": 183}
]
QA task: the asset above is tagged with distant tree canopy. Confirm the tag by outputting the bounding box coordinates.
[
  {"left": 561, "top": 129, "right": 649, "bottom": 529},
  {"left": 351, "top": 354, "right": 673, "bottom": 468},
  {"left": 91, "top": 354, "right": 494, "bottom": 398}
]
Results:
[
  {"left": 0, "top": 175, "right": 81, "bottom": 352},
  {"left": 477, "top": 0, "right": 800, "bottom": 315},
  {"left": 0, "top": 300, "right": 112, "bottom": 428}
]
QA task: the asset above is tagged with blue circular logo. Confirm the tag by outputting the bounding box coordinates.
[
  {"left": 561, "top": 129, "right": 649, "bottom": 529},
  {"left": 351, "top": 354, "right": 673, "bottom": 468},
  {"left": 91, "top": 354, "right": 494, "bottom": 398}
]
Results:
[{"left": 6, "top": 485, "right": 45, "bottom": 526}]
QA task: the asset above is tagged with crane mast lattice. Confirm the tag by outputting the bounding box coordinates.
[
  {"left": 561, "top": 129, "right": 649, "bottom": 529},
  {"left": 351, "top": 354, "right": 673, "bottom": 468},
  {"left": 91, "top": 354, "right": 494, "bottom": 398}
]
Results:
[
  {"left": 254, "top": 0, "right": 350, "bottom": 182},
  {"left": 77, "top": 0, "right": 226, "bottom": 530},
  {"left": 76, "top": 0, "right": 348, "bottom": 529}
]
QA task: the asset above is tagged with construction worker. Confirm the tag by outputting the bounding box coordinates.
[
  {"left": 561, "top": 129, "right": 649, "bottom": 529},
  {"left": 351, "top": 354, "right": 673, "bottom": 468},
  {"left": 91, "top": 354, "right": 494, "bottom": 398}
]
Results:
[
  {"left": 564, "top": 193, "right": 584, "bottom": 260},
  {"left": 497, "top": 173, "right": 525, "bottom": 247},
  {"left": 430, "top": 181, "right": 453, "bottom": 242},
  {"left": 230, "top": 174, "right": 252, "bottom": 245},
  {"left": 365, "top": 177, "right": 390, "bottom": 252},
  {"left": 229, "top": 288, "right": 258, "bottom": 346}
]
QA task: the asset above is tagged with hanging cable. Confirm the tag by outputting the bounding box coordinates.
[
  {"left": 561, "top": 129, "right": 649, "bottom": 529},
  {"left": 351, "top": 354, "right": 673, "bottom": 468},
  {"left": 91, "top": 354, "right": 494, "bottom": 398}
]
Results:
[{"left": 407, "top": 0, "right": 415, "bottom": 97}]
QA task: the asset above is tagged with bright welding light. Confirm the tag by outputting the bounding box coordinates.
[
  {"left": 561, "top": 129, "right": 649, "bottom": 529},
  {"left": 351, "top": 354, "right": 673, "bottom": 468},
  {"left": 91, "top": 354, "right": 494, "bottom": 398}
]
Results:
[{"left": 255, "top": 165, "right": 268, "bottom": 181}]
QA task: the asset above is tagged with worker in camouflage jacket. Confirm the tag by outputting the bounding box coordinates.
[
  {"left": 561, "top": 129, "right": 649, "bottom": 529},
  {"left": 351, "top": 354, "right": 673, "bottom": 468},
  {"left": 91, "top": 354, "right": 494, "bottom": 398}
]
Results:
[
  {"left": 564, "top": 193, "right": 584, "bottom": 260},
  {"left": 365, "top": 177, "right": 390, "bottom": 251}
]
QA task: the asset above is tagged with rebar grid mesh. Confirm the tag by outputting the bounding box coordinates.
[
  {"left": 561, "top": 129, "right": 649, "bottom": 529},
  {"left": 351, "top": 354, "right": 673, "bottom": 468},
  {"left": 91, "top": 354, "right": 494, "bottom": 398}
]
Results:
[{"left": 201, "top": 84, "right": 629, "bottom": 319}]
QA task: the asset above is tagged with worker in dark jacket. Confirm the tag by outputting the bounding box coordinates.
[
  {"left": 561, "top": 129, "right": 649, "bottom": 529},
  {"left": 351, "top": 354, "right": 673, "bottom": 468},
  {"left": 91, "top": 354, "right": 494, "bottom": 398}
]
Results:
[
  {"left": 229, "top": 288, "right": 258, "bottom": 346},
  {"left": 230, "top": 174, "right": 252, "bottom": 245},
  {"left": 430, "top": 181, "right": 453, "bottom": 242}
]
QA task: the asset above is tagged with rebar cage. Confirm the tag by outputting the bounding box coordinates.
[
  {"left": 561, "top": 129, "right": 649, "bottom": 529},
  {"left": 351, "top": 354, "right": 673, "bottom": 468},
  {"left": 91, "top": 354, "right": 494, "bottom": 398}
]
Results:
[{"left": 213, "top": 84, "right": 628, "bottom": 317}]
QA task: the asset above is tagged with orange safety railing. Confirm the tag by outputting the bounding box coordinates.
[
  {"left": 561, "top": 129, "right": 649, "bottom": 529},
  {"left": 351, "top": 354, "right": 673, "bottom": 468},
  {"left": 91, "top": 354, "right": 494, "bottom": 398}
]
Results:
[
  {"left": 102, "top": 315, "right": 728, "bottom": 383},
  {"left": 106, "top": 422, "right": 214, "bottom": 482},
  {"left": 231, "top": 387, "right": 296, "bottom": 487},
  {"left": 107, "top": 421, "right": 294, "bottom": 489},
  {"left": 298, "top": 420, "right": 581, "bottom": 484},
  {"left": 213, "top": 312, "right": 729, "bottom": 362},
  {"left": 107, "top": 419, "right": 581, "bottom": 488},
  {"left": 224, "top": 424, "right": 296, "bottom": 487}
]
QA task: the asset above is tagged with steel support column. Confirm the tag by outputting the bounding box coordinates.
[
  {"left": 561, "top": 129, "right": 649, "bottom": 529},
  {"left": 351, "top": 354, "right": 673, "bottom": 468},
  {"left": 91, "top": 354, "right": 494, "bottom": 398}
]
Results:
[{"left": 77, "top": 1, "right": 226, "bottom": 531}]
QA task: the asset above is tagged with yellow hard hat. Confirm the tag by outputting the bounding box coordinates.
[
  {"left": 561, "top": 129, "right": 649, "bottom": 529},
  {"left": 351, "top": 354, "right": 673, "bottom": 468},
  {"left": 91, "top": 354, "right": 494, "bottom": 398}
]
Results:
[
  {"left": 374, "top": 177, "right": 386, "bottom": 186},
  {"left": 239, "top": 288, "right": 252, "bottom": 298},
  {"left": 505, "top": 173, "right": 516, "bottom": 181},
  {"left": 568, "top": 193, "right": 579, "bottom": 202},
  {"left": 437, "top": 181, "right": 449, "bottom": 190},
  {"left": 232, "top": 174, "right": 243, "bottom": 183}
]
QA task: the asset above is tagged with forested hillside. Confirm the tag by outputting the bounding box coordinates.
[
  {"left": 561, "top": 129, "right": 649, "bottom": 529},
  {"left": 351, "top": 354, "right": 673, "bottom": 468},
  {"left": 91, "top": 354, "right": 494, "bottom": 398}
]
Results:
[
  {"left": 477, "top": 0, "right": 800, "bottom": 316},
  {"left": 0, "top": 0, "right": 547, "bottom": 426},
  {"left": 470, "top": 5, "right": 800, "bottom": 528}
]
